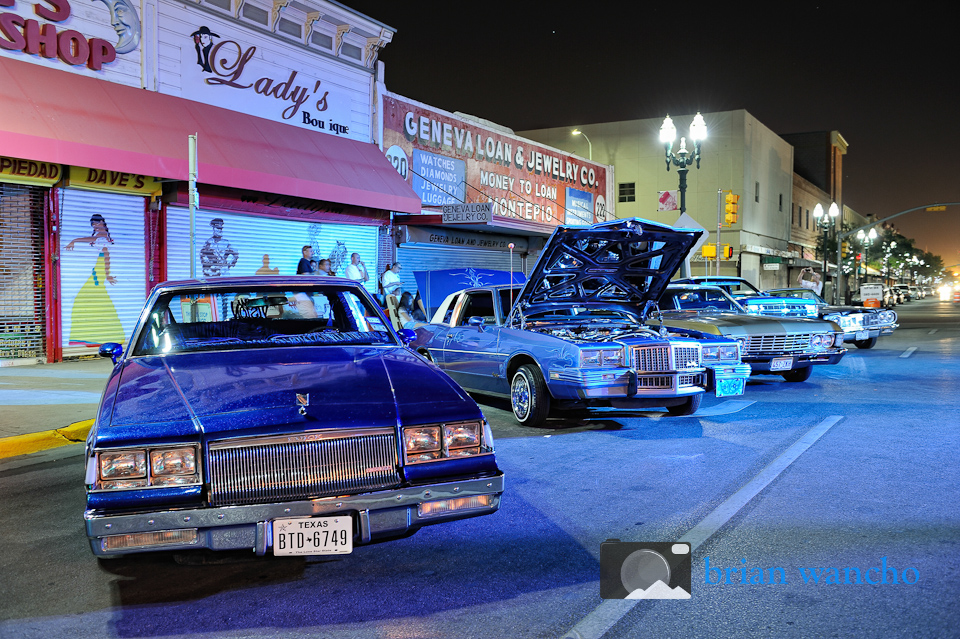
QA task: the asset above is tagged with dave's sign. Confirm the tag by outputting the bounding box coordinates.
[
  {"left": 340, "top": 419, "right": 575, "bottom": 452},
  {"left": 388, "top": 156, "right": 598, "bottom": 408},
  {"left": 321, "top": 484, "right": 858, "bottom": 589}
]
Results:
[{"left": 66, "top": 166, "right": 160, "bottom": 195}]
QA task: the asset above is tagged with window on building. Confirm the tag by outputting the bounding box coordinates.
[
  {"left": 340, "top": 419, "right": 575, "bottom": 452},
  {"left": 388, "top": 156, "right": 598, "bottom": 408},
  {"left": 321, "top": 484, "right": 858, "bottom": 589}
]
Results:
[
  {"left": 341, "top": 42, "right": 362, "bottom": 60},
  {"left": 805, "top": 209, "right": 810, "bottom": 229},
  {"left": 755, "top": 182, "right": 760, "bottom": 203},
  {"left": 241, "top": 3, "right": 268, "bottom": 24},
  {"left": 204, "top": 0, "right": 230, "bottom": 10},
  {"left": 618, "top": 183, "right": 636, "bottom": 203},
  {"left": 779, "top": 194, "right": 783, "bottom": 213},
  {"left": 311, "top": 32, "right": 333, "bottom": 50},
  {"left": 278, "top": 18, "right": 301, "bottom": 38}
]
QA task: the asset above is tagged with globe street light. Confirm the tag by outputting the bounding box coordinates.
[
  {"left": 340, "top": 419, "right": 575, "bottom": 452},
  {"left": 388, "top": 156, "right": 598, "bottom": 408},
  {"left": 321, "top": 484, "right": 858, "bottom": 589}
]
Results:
[
  {"left": 571, "top": 129, "right": 592, "bottom": 160},
  {"left": 812, "top": 201, "right": 839, "bottom": 280},
  {"left": 660, "top": 113, "right": 707, "bottom": 215},
  {"left": 855, "top": 227, "right": 878, "bottom": 288}
]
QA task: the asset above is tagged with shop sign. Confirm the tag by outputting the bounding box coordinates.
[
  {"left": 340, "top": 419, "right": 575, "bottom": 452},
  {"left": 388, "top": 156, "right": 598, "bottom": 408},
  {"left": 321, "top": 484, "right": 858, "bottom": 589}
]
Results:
[
  {"left": 66, "top": 166, "right": 160, "bottom": 195},
  {"left": 382, "top": 93, "right": 609, "bottom": 230},
  {"left": 177, "top": 22, "right": 352, "bottom": 137},
  {"left": 0, "top": 155, "right": 61, "bottom": 186},
  {"left": 0, "top": 0, "right": 133, "bottom": 70},
  {"left": 403, "top": 225, "right": 528, "bottom": 253},
  {"left": 442, "top": 202, "right": 492, "bottom": 224}
]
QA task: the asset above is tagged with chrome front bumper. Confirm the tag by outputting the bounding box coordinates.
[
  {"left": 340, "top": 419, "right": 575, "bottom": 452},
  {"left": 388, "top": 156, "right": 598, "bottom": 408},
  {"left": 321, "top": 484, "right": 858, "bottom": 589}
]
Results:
[
  {"left": 85, "top": 474, "right": 504, "bottom": 557},
  {"left": 550, "top": 367, "right": 707, "bottom": 399}
]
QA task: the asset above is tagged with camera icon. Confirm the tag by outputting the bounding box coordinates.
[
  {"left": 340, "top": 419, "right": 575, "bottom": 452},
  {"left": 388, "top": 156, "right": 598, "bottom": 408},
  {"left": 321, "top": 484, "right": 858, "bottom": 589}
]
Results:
[{"left": 600, "top": 540, "right": 691, "bottom": 599}]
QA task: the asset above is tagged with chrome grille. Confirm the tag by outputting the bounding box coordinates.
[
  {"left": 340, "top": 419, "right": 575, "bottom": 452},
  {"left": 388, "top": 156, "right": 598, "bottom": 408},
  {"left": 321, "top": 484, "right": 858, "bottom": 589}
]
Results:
[
  {"left": 678, "top": 373, "right": 705, "bottom": 387},
  {"left": 742, "top": 333, "right": 815, "bottom": 355},
  {"left": 673, "top": 346, "right": 701, "bottom": 369},
  {"left": 208, "top": 428, "right": 400, "bottom": 506},
  {"left": 633, "top": 346, "right": 670, "bottom": 372},
  {"left": 636, "top": 375, "right": 673, "bottom": 389}
]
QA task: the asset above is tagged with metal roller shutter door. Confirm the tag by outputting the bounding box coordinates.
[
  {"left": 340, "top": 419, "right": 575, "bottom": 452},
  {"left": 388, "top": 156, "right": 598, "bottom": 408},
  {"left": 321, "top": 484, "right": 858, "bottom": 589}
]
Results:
[
  {"left": 396, "top": 245, "right": 529, "bottom": 300},
  {"left": 0, "top": 183, "right": 46, "bottom": 364},
  {"left": 166, "top": 207, "right": 380, "bottom": 295},
  {"left": 58, "top": 189, "right": 146, "bottom": 357}
]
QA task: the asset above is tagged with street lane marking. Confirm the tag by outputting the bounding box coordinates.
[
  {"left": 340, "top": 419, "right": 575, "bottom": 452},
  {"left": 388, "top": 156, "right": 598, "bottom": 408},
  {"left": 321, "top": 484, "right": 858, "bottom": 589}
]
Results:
[
  {"left": 561, "top": 415, "right": 844, "bottom": 639},
  {"left": 929, "top": 329, "right": 938, "bottom": 335},
  {"left": 900, "top": 347, "right": 917, "bottom": 358}
]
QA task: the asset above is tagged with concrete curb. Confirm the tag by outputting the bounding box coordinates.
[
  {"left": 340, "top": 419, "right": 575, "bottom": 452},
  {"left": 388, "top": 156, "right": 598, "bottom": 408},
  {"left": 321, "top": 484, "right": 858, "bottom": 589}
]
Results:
[{"left": 0, "top": 419, "right": 93, "bottom": 460}]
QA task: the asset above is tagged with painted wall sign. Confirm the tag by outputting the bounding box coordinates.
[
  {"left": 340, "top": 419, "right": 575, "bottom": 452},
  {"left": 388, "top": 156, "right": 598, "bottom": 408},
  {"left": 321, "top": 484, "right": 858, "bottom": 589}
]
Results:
[
  {"left": 0, "top": 0, "right": 138, "bottom": 70},
  {"left": 179, "top": 24, "right": 352, "bottom": 136},
  {"left": 382, "top": 93, "right": 609, "bottom": 230},
  {"left": 66, "top": 166, "right": 160, "bottom": 195},
  {"left": 403, "top": 225, "right": 528, "bottom": 253},
  {"left": 0, "top": 155, "right": 61, "bottom": 186}
]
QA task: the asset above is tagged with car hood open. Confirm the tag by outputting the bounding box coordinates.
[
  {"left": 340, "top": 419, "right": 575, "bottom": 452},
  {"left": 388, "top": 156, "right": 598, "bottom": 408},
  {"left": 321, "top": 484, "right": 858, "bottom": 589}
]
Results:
[
  {"left": 96, "top": 347, "right": 478, "bottom": 445},
  {"left": 510, "top": 218, "right": 703, "bottom": 322}
]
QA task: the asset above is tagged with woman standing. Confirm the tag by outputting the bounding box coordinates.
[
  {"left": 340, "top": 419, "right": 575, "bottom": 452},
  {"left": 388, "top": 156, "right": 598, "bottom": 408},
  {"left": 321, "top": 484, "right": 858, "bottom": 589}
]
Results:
[{"left": 64, "top": 214, "right": 125, "bottom": 346}]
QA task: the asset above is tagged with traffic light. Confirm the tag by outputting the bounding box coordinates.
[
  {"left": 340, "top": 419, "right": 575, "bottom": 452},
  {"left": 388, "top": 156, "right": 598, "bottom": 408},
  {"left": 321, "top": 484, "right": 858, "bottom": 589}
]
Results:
[
  {"left": 842, "top": 241, "right": 850, "bottom": 258},
  {"left": 723, "top": 245, "right": 734, "bottom": 259},
  {"left": 856, "top": 253, "right": 862, "bottom": 261},
  {"left": 724, "top": 192, "right": 739, "bottom": 224}
]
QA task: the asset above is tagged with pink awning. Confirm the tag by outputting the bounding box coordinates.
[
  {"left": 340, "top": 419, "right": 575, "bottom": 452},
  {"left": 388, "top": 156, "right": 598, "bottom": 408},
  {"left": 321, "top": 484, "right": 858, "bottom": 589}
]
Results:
[{"left": 0, "top": 57, "right": 421, "bottom": 213}]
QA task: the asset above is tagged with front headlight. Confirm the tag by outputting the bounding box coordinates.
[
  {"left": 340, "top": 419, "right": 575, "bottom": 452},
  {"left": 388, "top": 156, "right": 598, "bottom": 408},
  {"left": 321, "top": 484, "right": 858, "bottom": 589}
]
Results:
[
  {"left": 701, "top": 346, "right": 719, "bottom": 361},
  {"left": 810, "top": 334, "right": 834, "bottom": 348},
  {"left": 95, "top": 445, "right": 200, "bottom": 491},
  {"left": 580, "top": 348, "right": 623, "bottom": 367},
  {"left": 718, "top": 344, "right": 740, "bottom": 361},
  {"left": 404, "top": 421, "right": 490, "bottom": 464},
  {"left": 880, "top": 310, "right": 897, "bottom": 323}
]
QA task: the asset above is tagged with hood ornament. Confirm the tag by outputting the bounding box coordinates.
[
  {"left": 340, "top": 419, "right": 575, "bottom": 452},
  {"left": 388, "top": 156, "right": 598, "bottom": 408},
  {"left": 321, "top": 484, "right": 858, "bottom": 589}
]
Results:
[{"left": 296, "top": 393, "right": 309, "bottom": 416}]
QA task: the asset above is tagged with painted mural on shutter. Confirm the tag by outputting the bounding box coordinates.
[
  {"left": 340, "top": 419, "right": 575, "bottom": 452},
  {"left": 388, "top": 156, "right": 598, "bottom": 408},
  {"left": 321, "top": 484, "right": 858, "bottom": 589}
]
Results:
[
  {"left": 58, "top": 189, "right": 146, "bottom": 355},
  {"left": 165, "top": 207, "right": 380, "bottom": 294}
]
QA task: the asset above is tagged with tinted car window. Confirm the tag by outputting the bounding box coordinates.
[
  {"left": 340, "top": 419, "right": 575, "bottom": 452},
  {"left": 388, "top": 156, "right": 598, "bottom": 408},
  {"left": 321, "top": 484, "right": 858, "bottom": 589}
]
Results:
[
  {"left": 134, "top": 286, "right": 393, "bottom": 355},
  {"left": 458, "top": 292, "right": 497, "bottom": 326}
]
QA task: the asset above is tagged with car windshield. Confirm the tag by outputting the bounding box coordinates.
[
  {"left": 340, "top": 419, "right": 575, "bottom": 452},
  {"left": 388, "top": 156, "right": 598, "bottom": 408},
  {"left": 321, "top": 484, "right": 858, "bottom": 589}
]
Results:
[
  {"left": 133, "top": 285, "right": 394, "bottom": 356},
  {"left": 662, "top": 288, "right": 745, "bottom": 312}
]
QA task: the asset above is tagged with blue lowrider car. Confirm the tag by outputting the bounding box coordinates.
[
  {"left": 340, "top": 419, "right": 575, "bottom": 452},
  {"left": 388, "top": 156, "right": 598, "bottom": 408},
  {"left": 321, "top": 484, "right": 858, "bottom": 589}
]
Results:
[
  {"left": 765, "top": 287, "right": 898, "bottom": 349},
  {"left": 84, "top": 276, "right": 503, "bottom": 558},
  {"left": 674, "top": 276, "right": 820, "bottom": 318},
  {"left": 412, "top": 219, "right": 751, "bottom": 426}
]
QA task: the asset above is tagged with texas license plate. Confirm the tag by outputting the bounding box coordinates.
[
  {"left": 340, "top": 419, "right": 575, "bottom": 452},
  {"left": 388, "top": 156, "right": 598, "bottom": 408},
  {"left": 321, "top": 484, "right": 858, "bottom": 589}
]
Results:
[
  {"left": 715, "top": 377, "right": 746, "bottom": 397},
  {"left": 770, "top": 357, "right": 793, "bottom": 371},
  {"left": 272, "top": 516, "right": 353, "bottom": 556},
  {"left": 855, "top": 330, "right": 869, "bottom": 341}
]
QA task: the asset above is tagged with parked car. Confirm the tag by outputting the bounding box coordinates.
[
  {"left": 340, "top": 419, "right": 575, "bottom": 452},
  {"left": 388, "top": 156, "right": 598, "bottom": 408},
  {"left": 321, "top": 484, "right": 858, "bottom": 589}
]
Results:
[
  {"left": 765, "top": 287, "right": 898, "bottom": 349},
  {"left": 673, "top": 276, "right": 819, "bottom": 318},
  {"left": 652, "top": 284, "right": 846, "bottom": 382},
  {"left": 411, "top": 218, "right": 744, "bottom": 426},
  {"left": 84, "top": 276, "right": 503, "bottom": 558},
  {"left": 893, "top": 285, "right": 911, "bottom": 302}
]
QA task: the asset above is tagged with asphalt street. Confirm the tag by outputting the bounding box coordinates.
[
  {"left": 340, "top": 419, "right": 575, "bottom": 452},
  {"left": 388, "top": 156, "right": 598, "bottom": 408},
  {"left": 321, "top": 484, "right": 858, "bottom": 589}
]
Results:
[{"left": 0, "top": 298, "right": 957, "bottom": 639}]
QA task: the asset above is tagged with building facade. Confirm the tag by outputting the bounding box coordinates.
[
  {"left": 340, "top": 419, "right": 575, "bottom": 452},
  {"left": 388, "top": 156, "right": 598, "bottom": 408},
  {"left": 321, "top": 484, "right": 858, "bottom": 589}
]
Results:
[
  {"left": 518, "top": 110, "right": 797, "bottom": 289},
  {"left": 1, "top": 0, "right": 418, "bottom": 364}
]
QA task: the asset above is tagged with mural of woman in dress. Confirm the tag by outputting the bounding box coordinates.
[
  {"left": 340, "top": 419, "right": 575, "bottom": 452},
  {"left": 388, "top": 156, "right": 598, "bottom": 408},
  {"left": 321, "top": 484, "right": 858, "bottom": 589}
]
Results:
[{"left": 64, "top": 214, "right": 125, "bottom": 346}]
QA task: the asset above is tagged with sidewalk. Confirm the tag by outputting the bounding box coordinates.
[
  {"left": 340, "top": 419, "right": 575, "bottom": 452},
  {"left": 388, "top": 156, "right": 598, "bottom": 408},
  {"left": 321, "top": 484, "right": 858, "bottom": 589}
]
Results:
[{"left": 0, "top": 357, "right": 113, "bottom": 458}]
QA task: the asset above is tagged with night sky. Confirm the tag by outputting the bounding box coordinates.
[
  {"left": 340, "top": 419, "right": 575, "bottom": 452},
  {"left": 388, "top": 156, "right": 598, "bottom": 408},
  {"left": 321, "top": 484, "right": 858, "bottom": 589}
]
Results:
[{"left": 348, "top": 2, "right": 959, "bottom": 267}]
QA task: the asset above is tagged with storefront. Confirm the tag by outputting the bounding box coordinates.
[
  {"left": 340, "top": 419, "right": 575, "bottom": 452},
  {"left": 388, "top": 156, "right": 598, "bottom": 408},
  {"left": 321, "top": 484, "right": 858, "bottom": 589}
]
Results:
[
  {"left": 1, "top": 0, "right": 419, "bottom": 360},
  {"left": 0, "top": 160, "right": 56, "bottom": 365}
]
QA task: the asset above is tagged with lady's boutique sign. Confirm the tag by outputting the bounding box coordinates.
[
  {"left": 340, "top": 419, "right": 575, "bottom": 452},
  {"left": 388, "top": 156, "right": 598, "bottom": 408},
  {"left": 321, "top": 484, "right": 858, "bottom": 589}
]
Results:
[{"left": 179, "top": 23, "right": 352, "bottom": 137}]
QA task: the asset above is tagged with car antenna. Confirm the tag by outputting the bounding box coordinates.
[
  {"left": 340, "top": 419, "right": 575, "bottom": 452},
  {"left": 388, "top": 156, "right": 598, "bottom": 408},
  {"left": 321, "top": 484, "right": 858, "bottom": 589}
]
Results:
[{"left": 508, "top": 243, "right": 515, "bottom": 313}]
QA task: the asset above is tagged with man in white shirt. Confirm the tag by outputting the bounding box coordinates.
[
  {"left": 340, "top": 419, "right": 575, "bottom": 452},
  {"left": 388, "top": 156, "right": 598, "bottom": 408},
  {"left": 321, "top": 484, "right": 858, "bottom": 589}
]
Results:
[
  {"left": 798, "top": 267, "right": 823, "bottom": 296},
  {"left": 344, "top": 252, "right": 369, "bottom": 283},
  {"left": 381, "top": 262, "right": 402, "bottom": 297}
]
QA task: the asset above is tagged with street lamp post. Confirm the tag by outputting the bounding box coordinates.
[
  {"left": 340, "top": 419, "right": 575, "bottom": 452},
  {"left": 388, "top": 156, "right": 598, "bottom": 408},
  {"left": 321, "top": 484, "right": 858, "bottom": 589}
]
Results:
[
  {"left": 812, "top": 202, "right": 839, "bottom": 292},
  {"left": 660, "top": 113, "right": 707, "bottom": 215},
  {"left": 571, "top": 129, "right": 592, "bottom": 160},
  {"left": 854, "top": 227, "right": 877, "bottom": 290}
]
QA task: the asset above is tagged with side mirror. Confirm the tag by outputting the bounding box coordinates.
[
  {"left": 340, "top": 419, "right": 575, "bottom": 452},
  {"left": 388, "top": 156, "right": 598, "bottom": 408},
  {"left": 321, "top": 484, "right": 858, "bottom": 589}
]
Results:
[
  {"left": 397, "top": 328, "right": 417, "bottom": 345},
  {"left": 98, "top": 342, "right": 123, "bottom": 364},
  {"left": 467, "top": 316, "right": 486, "bottom": 331}
]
